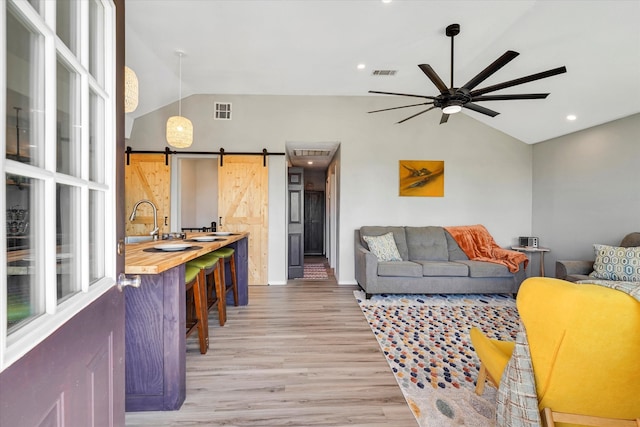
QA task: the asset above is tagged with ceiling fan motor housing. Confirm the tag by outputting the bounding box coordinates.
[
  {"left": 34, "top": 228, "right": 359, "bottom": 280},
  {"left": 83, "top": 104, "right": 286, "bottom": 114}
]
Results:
[{"left": 446, "top": 23, "right": 460, "bottom": 37}]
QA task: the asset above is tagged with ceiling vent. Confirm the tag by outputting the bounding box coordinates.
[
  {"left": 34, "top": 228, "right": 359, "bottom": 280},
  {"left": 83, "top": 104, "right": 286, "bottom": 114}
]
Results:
[
  {"left": 293, "top": 149, "right": 331, "bottom": 157},
  {"left": 372, "top": 70, "right": 397, "bottom": 76}
]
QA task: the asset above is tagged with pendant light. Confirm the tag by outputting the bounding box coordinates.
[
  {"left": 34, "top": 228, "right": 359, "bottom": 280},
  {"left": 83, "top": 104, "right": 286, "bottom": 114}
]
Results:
[
  {"left": 166, "top": 51, "right": 193, "bottom": 148},
  {"left": 124, "top": 66, "right": 139, "bottom": 113}
]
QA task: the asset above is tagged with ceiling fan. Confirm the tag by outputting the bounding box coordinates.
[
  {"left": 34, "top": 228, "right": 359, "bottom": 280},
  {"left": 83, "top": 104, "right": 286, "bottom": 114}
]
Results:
[{"left": 368, "top": 23, "right": 567, "bottom": 124}]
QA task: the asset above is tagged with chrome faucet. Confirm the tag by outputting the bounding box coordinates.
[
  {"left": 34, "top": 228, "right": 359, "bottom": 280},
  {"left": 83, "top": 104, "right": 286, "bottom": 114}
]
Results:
[{"left": 129, "top": 199, "right": 159, "bottom": 240}]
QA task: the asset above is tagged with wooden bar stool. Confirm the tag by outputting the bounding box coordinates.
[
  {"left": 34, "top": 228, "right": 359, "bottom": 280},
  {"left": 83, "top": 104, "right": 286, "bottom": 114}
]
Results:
[
  {"left": 184, "top": 265, "right": 208, "bottom": 354},
  {"left": 187, "top": 254, "right": 226, "bottom": 326},
  {"left": 211, "top": 247, "right": 238, "bottom": 307}
]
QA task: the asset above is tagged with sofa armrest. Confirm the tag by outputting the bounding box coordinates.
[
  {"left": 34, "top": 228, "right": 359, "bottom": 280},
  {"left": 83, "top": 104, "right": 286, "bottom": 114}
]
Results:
[
  {"left": 354, "top": 230, "right": 378, "bottom": 292},
  {"left": 513, "top": 262, "right": 527, "bottom": 290},
  {"left": 556, "top": 260, "right": 594, "bottom": 280}
]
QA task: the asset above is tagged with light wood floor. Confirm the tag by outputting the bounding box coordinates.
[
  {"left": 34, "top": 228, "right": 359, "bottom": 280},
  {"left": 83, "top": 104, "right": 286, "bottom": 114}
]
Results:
[{"left": 125, "top": 261, "right": 418, "bottom": 426}]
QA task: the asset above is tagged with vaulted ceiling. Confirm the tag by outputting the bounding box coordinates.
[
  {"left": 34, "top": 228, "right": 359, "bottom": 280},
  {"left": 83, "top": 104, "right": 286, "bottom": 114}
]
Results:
[{"left": 125, "top": 0, "right": 640, "bottom": 145}]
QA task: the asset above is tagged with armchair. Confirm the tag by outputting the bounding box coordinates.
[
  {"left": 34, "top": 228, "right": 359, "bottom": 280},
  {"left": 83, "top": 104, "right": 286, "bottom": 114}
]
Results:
[
  {"left": 471, "top": 277, "right": 640, "bottom": 426},
  {"left": 556, "top": 232, "right": 640, "bottom": 282}
]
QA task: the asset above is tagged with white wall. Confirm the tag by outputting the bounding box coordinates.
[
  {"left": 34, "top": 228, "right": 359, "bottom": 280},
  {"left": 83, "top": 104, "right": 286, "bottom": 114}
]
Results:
[
  {"left": 178, "top": 157, "right": 218, "bottom": 229},
  {"left": 129, "top": 94, "right": 533, "bottom": 284},
  {"left": 532, "top": 113, "right": 640, "bottom": 275},
  {"left": 179, "top": 161, "right": 197, "bottom": 227}
]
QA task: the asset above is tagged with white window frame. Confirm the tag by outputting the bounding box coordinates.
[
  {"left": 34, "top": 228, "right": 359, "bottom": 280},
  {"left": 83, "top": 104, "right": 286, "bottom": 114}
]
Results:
[{"left": 0, "top": 0, "right": 117, "bottom": 372}]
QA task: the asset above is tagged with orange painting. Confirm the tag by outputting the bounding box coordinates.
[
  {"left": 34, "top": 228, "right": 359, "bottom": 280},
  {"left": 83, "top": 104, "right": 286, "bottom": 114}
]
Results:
[{"left": 399, "top": 160, "right": 445, "bottom": 197}]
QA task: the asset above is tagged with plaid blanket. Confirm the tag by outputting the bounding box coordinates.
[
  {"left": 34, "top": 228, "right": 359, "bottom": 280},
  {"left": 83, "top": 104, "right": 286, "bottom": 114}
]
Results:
[{"left": 495, "top": 281, "right": 640, "bottom": 426}]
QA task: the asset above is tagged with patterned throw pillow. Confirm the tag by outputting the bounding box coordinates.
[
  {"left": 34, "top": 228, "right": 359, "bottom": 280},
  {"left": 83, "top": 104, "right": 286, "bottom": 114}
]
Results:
[
  {"left": 589, "top": 244, "right": 640, "bottom": 282},
  {"left": 362, "top": 232, "right": 402, "bottom": 262}
]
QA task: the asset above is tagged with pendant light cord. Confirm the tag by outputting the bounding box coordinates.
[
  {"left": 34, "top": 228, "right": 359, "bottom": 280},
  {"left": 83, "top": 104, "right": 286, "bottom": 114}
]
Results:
[{"left": 178, "top": 52, "right": 183, "bottom": 117}]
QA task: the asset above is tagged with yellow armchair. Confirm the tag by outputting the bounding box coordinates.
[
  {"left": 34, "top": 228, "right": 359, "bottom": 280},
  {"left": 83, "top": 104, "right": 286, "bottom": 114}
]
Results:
[
  {"left": 469, "top": 327, "right": 514, "bottom": 395},
  {"left": 471, "top": 277, "right": 640, "bottom": 426}
]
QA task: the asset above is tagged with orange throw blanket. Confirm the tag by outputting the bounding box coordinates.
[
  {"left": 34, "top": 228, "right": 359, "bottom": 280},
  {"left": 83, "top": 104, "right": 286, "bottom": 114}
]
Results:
[{"left": 444, "top": 224, "right": 528, "bottom": 273}]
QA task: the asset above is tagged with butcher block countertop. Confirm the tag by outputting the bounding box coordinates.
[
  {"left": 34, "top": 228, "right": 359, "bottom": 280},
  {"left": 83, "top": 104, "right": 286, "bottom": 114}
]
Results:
[{"left": 125, "top": 232, "right": 248, "bottom": 275}]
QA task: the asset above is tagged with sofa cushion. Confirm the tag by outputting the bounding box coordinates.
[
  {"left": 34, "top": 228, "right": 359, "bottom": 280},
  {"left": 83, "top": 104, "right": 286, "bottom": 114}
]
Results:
[
  {"left": 413, "top": 260, "right": 469, "bottom": 277},
  {"left": 405, "top": 226, "right": 448, "bottom": 261},
  {"left": 360, "top": 226, "right": 409, "bottom": 260},
  {"left": 589, "top": 244, "right": 640, "bottom": 282},
  {"left": 362, "top": 232, "right": 402, "bottom": 262},
  {"left": 456, "top": 260, "right": 512, "bottom": 278},
  {"left": 377, "top": 261, "right": 423, "bottom": 277}
]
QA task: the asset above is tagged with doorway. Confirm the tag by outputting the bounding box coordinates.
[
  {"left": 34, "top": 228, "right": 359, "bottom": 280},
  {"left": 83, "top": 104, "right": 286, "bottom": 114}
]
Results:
[
  {"left": 171, "top": 155, "right": 218, "bottom": 232},
  {"left": 285, "top": 142, "right": 340, "bottom": 281},
  {"left": 304, "top": 190, "right": 324, "bottom": 256}
]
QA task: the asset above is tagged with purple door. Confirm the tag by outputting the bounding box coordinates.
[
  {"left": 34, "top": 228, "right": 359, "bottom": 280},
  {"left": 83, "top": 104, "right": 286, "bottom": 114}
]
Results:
[
  {"left": 0, "top": 2, "right": 127, "bottom": 424},
  {"left": 0, "top": 289, "right": 126, "bottom": 426}
]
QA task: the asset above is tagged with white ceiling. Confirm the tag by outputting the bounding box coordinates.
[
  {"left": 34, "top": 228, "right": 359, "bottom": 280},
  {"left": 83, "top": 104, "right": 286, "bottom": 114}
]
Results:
[{"left": 125, "top": 0, "right": 640, "bottom": 145}]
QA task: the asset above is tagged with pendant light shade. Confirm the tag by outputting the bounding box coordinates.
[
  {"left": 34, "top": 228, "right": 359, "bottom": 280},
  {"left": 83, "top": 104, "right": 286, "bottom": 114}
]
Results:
[
  {"left": 166, "top": 51, "right": 193, "bottom": 148},
  {"left": 166, "top": 115, "right": 193, "bottom": 148},
  {"left": 124, "top": 66, "right": 139, "bottom": 113}
]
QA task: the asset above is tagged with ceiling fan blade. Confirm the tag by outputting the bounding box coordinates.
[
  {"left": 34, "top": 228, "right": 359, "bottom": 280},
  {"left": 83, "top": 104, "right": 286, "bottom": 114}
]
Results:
[
  {"left": 461, "top": 50, "right": 520, "bottom": 91},
  {"left": 472, "top": 93, "right": 549, "bottom": 101},
  {"left": 418, "top": 64, "right": 449, "bottom": 93},
  {"left": 463, "top": 102, "right": 500, "bottom": 117},
  {"left": 470, "top": 66, "right": 567, "bottom": 96},
  {"left": 440, "top": 113, "right": 449, "bottom": 124},
  {"left": 397, "top": 106, "right": 437, "bottom": 124},
  {"left": 368, "top": 102, "right": 434, "bottom": 114},
  {"left": 368, "top": 90, "right": 437, "bottom": 100}
]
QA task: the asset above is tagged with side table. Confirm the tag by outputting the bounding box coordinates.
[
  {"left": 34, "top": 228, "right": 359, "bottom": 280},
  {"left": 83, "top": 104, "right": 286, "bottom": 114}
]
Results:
[{"left": 511, "top": 246, "right": 550, "bottom": 277}]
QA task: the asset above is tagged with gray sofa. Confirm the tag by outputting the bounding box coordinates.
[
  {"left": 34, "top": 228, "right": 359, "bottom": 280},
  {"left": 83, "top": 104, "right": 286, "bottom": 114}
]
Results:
[
  {"left": 556, "top": 232, "right": 640, "bottom": 282},
  {"left": 354, "top": 226, "right": 527, "bottom": 298}
]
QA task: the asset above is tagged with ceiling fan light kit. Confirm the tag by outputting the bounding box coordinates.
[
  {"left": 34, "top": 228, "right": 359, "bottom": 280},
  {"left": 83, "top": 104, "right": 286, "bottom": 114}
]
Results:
[
  {"left": 369, "top": 23, "right": 567, "bottom": 124},
  {"left": 442, "top": 104, "right": 462, "bottom": 115}
]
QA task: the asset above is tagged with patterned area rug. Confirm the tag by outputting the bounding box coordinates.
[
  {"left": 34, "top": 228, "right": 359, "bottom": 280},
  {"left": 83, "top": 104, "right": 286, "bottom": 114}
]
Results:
[
  {"left": 355, "top": 291, "right": 520, "bottom": 427},
  {"left": 303, "top": 263, "right": 328, "bottom": 279}
]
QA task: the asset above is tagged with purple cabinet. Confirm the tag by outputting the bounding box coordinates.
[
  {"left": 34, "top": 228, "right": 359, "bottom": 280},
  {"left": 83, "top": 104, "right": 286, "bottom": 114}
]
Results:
[{"left": 125, "top": 237, "right": 248, "bottom": 411}]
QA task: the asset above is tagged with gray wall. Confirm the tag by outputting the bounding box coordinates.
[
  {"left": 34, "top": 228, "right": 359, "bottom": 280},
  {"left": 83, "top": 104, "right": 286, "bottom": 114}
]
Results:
[
  {"left": 128, "top": 94, "right": 534, "bottom": 284},
  {"left": 532, "top": 113, "right": 640, "bottom": 275}
]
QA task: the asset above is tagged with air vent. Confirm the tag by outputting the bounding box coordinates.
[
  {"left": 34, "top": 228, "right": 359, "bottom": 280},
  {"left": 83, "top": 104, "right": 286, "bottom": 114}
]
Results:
[
  {"left": 293, "top": 149, "right": 331, "bottom": 157},
  {"left": 372, "top": 70, "right": 397, "bottom": 76},
  {"left": 214, "top": 102, "right": 232, "bottom": 120}
]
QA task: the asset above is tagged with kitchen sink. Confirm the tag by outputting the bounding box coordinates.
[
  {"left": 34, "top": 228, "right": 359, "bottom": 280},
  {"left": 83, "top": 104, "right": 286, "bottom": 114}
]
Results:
[{"left": 124, "top": 235, "right": 155, "bottom": 244}]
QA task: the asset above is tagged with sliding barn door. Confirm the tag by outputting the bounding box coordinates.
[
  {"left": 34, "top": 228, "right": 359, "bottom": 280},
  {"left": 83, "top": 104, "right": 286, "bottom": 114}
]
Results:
[
  {"left": 124, "top": 154, "right": 171, "bottom": 236},
  {"left": 218, "top": 155, "right": 268, "bottom": 285}
]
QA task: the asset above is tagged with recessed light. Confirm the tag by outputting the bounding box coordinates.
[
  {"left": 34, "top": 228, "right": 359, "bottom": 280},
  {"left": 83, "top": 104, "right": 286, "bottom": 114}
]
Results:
[
  {"left": 566, "top": 114, "right": 577, "bottom": 121},
  {"left": 307, "top": 161, "right": 314, "bottom": 165},
  {"left": 382, "top": 0, "right": 392, "bottom": 3},
  {"left": 357, "top": 63, "right": 366, "bottom": 70}
]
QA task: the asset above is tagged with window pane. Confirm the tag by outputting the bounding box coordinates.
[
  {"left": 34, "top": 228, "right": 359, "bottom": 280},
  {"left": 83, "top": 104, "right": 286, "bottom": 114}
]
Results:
[
  {"left": 89, "top": 190, "right": 105, "bottom": 285},
  {"left": 56, "top": 0, "right": 78, "bottom": 55},
  {"left": 89, "top": 0, "right": 105, "bottom": 86},
  {"left": 56, "top": 58, "right": 80, "bottom": 176},
  {"left": 89, "top": 91, "right": 104, "bottom": 182},
  {"left": 27, "top": 0, "right": 41, "bottom": 14},
  {"left": 56, "top": 184, "right": 80, "bottom": 302},
  {"left": 6, "top": 8, "right": 44, "bottom": 167},
  {"left": 6, "top": 175, "right": 45, "bottom": 333}
]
